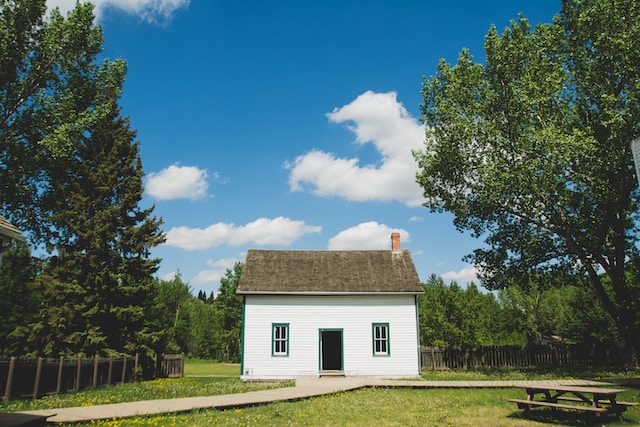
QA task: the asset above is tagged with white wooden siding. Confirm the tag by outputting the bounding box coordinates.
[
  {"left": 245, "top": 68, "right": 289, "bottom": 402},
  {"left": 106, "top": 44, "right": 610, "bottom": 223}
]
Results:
[{"left": 241, "top": 294, "right": 420, "bottom": 380}]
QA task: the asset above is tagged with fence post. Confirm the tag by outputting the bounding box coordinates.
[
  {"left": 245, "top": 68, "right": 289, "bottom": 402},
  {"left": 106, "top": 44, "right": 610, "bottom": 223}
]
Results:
[
  {"left": 155, "top": 353, "right": 162, "bottom": 378},
  {"left": 56, "top": 356, "right": 64, "bottom": 394},
  {"left": 133, "top": 353, "right": 139, "bottom": 381},
  {"left": 32, "top": 357, "right": 43, "bottom": 400},
  {"left": 75, "top": 356, "right": 82, "bottom": 391},
  {"left": 431, "top": 347, "right": 436, "bottom": 370},
  {"left": 121, "top": 355, "right": 127, "bottom": 384},
  {"left": 92, "top": 355, "right": 99, "bottom": 388},
  {"left": 107, "top": 355, "right": 113, "bottom": 386},
  {"left": 3, "top": 356, "right": 16, "bottom": 402}
]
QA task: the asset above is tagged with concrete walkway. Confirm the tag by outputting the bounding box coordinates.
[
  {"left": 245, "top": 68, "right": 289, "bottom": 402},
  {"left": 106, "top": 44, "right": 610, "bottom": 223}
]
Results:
[{"left": 4, "top": 377, "right": 618, "bottom": 425}]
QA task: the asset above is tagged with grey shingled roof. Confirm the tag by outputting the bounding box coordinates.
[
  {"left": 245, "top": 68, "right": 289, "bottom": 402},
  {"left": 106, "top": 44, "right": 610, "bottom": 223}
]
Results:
[
  {"left": 0, "top": 214, "right": 25, "bottom": 242},
  {"left": 237, "top": 249, "right": 423, "bottom": 294}
]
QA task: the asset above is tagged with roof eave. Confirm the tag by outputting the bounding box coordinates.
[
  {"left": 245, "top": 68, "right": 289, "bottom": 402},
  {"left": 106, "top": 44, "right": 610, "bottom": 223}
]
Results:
[
  {"left": 237, "top": 290, "right": 424, "bottom": 296},
  {"left": 0, "top": 229, "right": 25, "bottom": 242}
]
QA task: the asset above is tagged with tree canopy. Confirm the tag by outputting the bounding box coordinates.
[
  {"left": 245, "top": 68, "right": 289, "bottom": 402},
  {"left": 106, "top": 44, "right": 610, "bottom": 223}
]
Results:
[
  {"left": 1, "top": 0, "right": 122, "bottom": 242},
  {"left": 418, "top": 274, "right": 521, "bottom": 347},
  {"left": 415, "top": 0, "right": 640, "bottom": 361}
]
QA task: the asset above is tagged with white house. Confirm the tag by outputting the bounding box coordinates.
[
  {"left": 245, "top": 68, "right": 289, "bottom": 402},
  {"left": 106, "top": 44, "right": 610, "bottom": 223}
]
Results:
[{"left": 237, "top": 233, "right": 423, "bottom": 380}]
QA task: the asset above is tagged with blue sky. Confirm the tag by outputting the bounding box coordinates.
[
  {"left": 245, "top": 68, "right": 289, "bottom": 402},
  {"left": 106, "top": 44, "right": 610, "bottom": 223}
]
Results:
[{"left": 48, "top": 0, "right": 561, "bottom": 295}]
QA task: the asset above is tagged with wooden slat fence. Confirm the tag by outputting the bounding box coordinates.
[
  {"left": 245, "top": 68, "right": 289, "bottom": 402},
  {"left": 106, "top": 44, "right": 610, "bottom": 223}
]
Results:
[
  {"left": 157, "top": 353, "right": 184, "bottom": 378},
  {"left": 1, "top": 353, "right": 183, "bottom": 401},
  {"left": 1, "top": 354, "right": 139, "bottom": 401},
  {"left": 421, "top": 344, "right": 619, "bottom": 370}
]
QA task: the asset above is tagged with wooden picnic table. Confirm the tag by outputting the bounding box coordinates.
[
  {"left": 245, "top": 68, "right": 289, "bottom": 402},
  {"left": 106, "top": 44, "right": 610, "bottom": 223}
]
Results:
[{"left": 509, "top": 384, "right": 637, "bottom": 419}]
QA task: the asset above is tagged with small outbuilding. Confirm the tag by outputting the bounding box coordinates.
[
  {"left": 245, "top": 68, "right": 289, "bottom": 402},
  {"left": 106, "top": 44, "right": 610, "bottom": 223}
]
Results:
[{"left": 237, "top": 233, "right": 423, "bottom": 380}]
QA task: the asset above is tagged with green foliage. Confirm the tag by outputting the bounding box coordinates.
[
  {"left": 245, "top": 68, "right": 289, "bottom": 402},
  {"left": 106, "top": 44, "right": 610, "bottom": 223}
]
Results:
[
  {"left": 0, "top": 242, "right": 40, "bottom": 355},
  {"left": 418, "top": 275, "right": 525, "bottom": 347},
  {"left": 415, "top": 0, "right": 640, "bottom": 361},
  {"left": 151, "top": 273, "right": 194, "bottom": 354},
  {"left": 16, "top": 62, "right": 165, "bottom": 357},
  {"left": 185, "top": 301, "right": 219, "bottom": 358},
  {"left": 151, "top": 264, "right": 244, "bottom": 361},
  {"left": 214, "top": 262, "right": 243, "bottom": 361},
  {"left": 1, "top": 1, "right": 124, "bottom": 242}
]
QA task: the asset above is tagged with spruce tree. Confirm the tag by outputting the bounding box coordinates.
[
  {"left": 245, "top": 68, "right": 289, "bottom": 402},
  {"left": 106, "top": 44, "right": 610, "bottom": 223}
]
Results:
[
  {"left": 28, "top": 97, "right": 165, "bottom": 356},
  {"left": 0, "top": 242, "right": 39, "bottom": 356}
]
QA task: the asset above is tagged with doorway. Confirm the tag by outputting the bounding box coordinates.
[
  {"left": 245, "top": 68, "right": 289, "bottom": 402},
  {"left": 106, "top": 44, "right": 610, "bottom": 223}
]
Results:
[{"left": 319, "top": 329, "right": 343, "bottom": 371}]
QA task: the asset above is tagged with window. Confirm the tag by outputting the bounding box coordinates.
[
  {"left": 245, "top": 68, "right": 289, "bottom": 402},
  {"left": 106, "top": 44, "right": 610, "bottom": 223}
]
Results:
[
  {"left": 372, "top": 323, "right": 390, "bottom": 356},
  {"left": 272, "top": 324, "right": 289, "bottom": 356}
]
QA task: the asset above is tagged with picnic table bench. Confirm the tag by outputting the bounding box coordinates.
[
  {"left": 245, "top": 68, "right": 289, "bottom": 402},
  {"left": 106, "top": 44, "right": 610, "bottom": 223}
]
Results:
[{"left": 509, "top": 385, "right": 637, "bottom": 419}]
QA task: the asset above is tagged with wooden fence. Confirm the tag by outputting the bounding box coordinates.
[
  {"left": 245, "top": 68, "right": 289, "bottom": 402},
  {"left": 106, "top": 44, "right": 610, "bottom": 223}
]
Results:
[
  {"left": 421, "top": 344, "right": 619, "bottom": 370},
  {"left": 1, "top": 353, "right": 184, "bottom": 401},
  {"left": 156, "top": 353, "right": 184, "bottom": 378}
]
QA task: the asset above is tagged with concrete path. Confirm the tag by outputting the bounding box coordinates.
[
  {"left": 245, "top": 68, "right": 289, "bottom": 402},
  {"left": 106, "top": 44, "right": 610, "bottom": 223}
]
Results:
[{"left": 5, "top": 377, "right": 617, "bottom": 425}]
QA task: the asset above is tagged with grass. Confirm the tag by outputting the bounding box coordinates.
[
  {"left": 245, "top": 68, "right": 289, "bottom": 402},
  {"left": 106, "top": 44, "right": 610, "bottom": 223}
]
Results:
[
  {"left": 1, "top": 361, "right": 638, "bottom": 426},
  {"left": 61, "top": 386, "right": 640, "bottom": 426},
  {"left": 183, "top": 359, "right": 240, "bottom": 377},
  {"left": 421, "top": 365, "right": 640, "bottom": 382}
]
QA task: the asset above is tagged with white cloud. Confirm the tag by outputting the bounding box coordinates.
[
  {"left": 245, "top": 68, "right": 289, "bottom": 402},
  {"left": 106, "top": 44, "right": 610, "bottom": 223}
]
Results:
[
  {"left": 287, "top": 91, "right": 425, "bottom": 207},
  {"left": 161, "top": 271, "right": 178, "bottom": 281},
  {"left": 145, "top": 164, "right": 208, "bottom": 201},
  {"left": 46, "top": 0, "right": 189, "bottom": 23},
  {"left": 327, "top": 221, "right": 409, "bottom": 250},
  {"left": 165, "top": 217, "right": 322, "bottom": 250},
  {"left": 441, "top": 265, "right": 479, "bottom": 284},
  {"left": 191, "top": 257, "right": 238, "bottom": 285}
]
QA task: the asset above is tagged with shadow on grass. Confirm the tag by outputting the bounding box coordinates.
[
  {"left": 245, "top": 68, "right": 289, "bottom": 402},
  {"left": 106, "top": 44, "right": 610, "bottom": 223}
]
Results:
[
  {"left": 507, "top": 384, "right": 639, "bottom": 426},
  {"left": 508, "top": 408, "right": 632, "bottom": 426},
  {"left": 423, "top": 365, "right": 640, "bottom": 381}
]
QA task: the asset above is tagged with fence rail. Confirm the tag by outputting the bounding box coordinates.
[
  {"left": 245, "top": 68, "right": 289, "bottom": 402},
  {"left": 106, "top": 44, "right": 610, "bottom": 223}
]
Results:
[{"left": 421, "top": 344, "right": 619, "bottom": 370}]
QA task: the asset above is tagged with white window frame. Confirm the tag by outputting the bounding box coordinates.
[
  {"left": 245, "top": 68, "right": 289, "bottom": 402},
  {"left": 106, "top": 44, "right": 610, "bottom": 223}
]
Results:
[
  {"left": 372, "top": 323, "right": 390, "bottom": 356},
  {"left": 272, "top": 323, "right": 289, "bottom": 356}
]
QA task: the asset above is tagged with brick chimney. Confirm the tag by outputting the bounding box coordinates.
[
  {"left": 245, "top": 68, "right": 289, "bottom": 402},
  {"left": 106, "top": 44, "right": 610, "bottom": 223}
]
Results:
[{"left": 391, "top": 232, "right": 401, "bottom": 251}]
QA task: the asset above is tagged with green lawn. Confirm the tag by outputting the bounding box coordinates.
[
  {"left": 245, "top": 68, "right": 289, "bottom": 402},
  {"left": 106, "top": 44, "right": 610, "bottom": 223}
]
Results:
[
  {"left": 60, "top": 386, "right": 640, "bottom": 426},
  {"left": 1, "top": 361, "right": 638, "bottom": 426},
  {"left": 183, "top": 359, "right": 240, "bottom": 377}
]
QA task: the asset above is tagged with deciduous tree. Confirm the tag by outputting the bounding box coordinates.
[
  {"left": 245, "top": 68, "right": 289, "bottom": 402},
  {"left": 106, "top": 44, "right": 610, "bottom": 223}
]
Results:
[
  {"left": 415, "top": 0, "right": 640, "bottom": 362},
  {"left": 1, "top": 1, "right": 119, "bottom": 242},
  {"left": 418, "top": 275, "right": 521, "bottom": 347}
]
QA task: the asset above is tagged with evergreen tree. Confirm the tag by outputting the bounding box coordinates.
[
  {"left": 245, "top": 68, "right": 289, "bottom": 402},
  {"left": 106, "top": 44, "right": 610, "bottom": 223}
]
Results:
[
  {"left": 0, "top": 242, "right": 39, "bottom": 356},
  {"left": 26, "top": 95, "right": 165, "bottom": 356}
]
